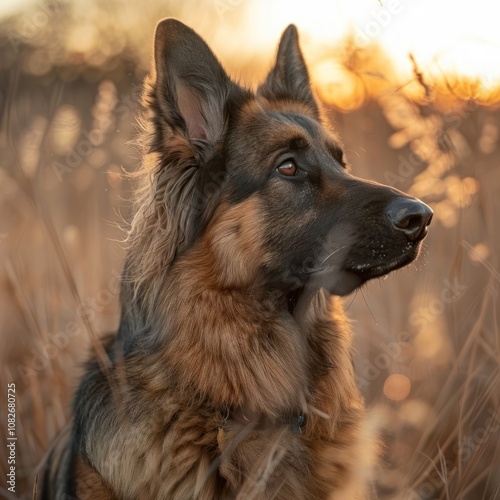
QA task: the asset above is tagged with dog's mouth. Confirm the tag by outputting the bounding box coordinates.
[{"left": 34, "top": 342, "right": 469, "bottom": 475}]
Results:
[
  {"left": 300, "top": 246, "right": 420, "bottom": 298},
  {"left": 284, "top": 235, "right": 425, "bottom": 315},
  {"left": 350, "top": 246, "right": 418, "bottom": 279},
  {"left": 336, "top": 252, "right": 416, "bottom": 295},
  {"left": 287, "top": 253, "right": 414, "bottom": 316}
]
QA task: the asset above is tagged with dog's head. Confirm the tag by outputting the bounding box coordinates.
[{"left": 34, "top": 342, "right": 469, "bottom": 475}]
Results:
[{"left": 135, "top": 19, "right": 432, "bottom": 304}]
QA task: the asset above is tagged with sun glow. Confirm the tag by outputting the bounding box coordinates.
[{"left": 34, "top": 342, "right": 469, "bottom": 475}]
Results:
[
  {"left": 3, "top": 0, "right": 500, "bottom": 108},
  {"left": 237, "top": 0, "right": 500, "bottom": 102}
]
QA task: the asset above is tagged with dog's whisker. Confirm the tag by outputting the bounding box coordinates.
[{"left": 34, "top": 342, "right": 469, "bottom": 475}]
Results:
[
  {"left": 319, "top": 245, "right": 348, "bottom": 266},
  {"left": 361, "top": 287, "right": 378, "bottom": 325}
]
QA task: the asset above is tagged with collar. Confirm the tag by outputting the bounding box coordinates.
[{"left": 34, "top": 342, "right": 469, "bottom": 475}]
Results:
[{"left": 218, "top": 407, "right": 305, "bottom": 435}]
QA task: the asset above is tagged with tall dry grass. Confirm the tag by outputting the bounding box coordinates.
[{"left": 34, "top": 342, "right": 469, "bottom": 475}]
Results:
[{"left": 0, "top": 2, "right": 499, "bottom": 499}]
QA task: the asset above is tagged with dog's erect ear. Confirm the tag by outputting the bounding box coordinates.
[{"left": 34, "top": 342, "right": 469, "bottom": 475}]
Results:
[
  {"left": 128, "top": 19, "right": 240, "bottom": 301},
  {"left": 151, "top": 19, "right": 234, "bottom": 148},
  {"left": 258, "top": 25, "right": 318, "bottom": 115}
]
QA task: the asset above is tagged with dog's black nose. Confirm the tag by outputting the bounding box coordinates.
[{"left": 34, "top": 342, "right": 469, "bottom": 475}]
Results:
[{"left": 387, "top": 197, "right": 433, "bottom": 242}]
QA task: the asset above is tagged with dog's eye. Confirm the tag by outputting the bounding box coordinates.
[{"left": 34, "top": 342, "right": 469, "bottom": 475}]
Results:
[{"left": 277, "top": 161, "right": 298, "bottom": 177}]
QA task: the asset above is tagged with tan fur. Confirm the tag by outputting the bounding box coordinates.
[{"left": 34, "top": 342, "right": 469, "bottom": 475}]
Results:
[
  {"left": 204, "top": 196, "right": 272, "bottom": 288},
  {"left": 51, "top": 208, "right": 378, "bottom": 498},
  {"left": 71, "top": 235, "right": 378, "bottom": 499},
  {"left": 73, "top": 458, "right": 115, "bottom": 500}
]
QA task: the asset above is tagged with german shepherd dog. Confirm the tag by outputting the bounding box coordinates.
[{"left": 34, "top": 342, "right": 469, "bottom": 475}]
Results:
[{"left": 42, "top": 19, "right": 432, "bottom": 499}]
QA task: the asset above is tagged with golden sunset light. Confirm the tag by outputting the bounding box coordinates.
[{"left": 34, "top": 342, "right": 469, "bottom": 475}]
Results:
[
  {"left": 244, "top": 0, "right": 500, "bottom": 84},
  {"left": 1, "top": 1, "right": 499, "bottom": 498},
  {"left": 220, "top": 0, "right": 500, "bottom": 106}
]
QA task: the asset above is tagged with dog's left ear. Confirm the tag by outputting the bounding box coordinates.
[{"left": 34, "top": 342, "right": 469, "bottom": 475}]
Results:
[{"left": 258, "top": 25, "right": 319, "bottom": 116}]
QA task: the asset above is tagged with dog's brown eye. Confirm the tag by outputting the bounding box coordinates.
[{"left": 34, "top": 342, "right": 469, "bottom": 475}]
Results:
[{"left": 277, "top": 161, "right": 298, "bottom": 177}]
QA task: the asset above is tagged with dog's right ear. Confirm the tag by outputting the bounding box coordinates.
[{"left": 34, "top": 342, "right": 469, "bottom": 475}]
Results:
[
  {"left": 258, "top": 25, "right": 319, "bottom": 117},
  {"left": 258, "top": 24, "right": 319, "bottom": 116},
  {"left": 149, "top": 19, "right": 235, "bottom": 153}
]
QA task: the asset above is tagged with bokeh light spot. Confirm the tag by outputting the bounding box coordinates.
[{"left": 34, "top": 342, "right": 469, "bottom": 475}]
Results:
[{"left": 384, "top": 374, "right": 411, "bottom": 401}]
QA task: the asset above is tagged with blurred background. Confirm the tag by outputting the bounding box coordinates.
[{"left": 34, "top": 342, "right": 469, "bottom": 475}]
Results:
[{"left": 0, "top": 0, "right": 499, "bottom": 498}]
